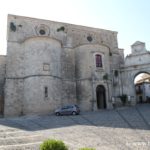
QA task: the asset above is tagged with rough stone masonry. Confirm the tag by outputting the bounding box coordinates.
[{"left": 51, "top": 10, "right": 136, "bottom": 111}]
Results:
[{"left": 0, "top": 14, "right": 149, "bottom": 117}]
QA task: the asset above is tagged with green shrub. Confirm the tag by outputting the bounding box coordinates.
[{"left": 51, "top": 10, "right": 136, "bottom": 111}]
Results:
[
  {"left": 57, "top": 26, "right": 65, "bottom": 32},
  {"left": 103, "top": 73, "right": 108, "bottom": 80},
  {"left": 109, "top": 52, "right": 112, "bottom": 56},
  {"left": 114, "top": 70, "right": 118, "bottom": 77},
  {"left": 40, "top": 139, "right": 68, "bottom": 150},
  {"left": 119, "top": 94, "right": 127, "bottom": 105},
  {"left": 10, "top": 22, "right": 16, "bottom": 32},
  {"left": 79, "top": 148, "right": 96, "bottom": 150}
]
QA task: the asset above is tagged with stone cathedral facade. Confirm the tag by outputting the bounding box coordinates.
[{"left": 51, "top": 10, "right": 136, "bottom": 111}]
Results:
[{"left": 0, "top": 14, "right": 149, "bottom": 117}]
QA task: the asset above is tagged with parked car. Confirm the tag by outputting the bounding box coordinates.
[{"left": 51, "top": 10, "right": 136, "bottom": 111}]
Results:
[{"left": 55, "top": 105, "right": 80, "bottom": 116}]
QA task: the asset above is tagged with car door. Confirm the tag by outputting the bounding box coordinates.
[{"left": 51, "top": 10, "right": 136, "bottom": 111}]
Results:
[
  {"left": 61, "top": 106, "right": 68, "bottom": 115},
  {"left": 66, "top": 105, "right": 73, "bottom": 115}
]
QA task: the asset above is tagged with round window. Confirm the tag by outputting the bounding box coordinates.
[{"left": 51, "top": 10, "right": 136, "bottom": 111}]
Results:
[
  {"left": 35, "top": 24, "right": 50, "bottom": 36},
  {"left": 39, "top": 29, "right": 46, "bottom": 35},
  {"left": 87, "top": 36, "right": 93, "bottom": 42}
]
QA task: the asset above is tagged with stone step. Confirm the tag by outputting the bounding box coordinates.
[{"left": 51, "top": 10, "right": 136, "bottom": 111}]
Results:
[
  {"left": 0, "top": 130, "right": 43, "bottom": 139},
  {"left": 0, "top": 134, "right": 44, "bottom": 146},
  {"left": 0, "top": 141, "right": 42, "bottom": 150}
]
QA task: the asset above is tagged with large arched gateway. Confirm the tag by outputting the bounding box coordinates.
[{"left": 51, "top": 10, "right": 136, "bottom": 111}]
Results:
[
  {"left": 96, "top": 85, "right": 106, "bottom": 109},
  {"left": 122, "top": 41, "right": 150, "bottom": 105}
]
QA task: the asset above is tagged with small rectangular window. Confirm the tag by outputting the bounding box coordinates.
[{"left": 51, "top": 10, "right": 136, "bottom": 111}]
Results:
[
  {"left": 44, "top": 86, "right": 48, "bottom": 98},
  {"left": 95, "top": 54, "right": 102, "bottom": 67}
]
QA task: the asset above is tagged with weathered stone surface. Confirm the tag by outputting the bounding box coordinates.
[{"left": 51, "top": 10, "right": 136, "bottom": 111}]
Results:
[
  {"left": 0, "top": 14, "right": 149, "bottom": 116},
  {"left": 0, "top": 56, "right": 5, "bottom": 114},
  {"left": 122, "top": 41, "right": 150, "bottom": 103},
  {"left": 4, "top": 14, "right": 122, "bottom": 116}
]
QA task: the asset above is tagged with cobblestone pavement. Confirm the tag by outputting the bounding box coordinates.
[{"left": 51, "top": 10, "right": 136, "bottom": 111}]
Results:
[{"left": 0, "top": 104, "right": 150, "bottom": 150}]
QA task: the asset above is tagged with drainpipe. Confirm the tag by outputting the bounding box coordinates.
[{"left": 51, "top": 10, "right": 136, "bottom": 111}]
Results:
[
  {"left": 91, "top": 75, "right": 95, "bottom": 111},
  {"left": 119, "top": 66, "right": 123, "bottom": 95},
  {"left": 107, "top": 80, "right": 110, "bottom": 103}
]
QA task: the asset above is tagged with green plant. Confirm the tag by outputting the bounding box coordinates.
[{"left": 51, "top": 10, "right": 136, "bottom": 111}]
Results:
[
  {"left": 109, "top": 52, "right": 112, "bottom": 56},
  {"left": 103, "top": 73, "right": 108, "bottom": 80},
  {"left": 57, "top": 26, "right": 65, "bottom": 32},
  {"left": 114, "top": 70, "right": 118, "bottom": 77},
  {"left": 119, "top": 94, "right": 127, "bottom": 105},
  {"left": 40, "top": 139, "right": 68, "bottom": 150},
  {"left": 79, "top": 148, "right": 96, "bottom": 150},
  {"left": 10, "top": 22, "right": 16, "bottom": 32}
]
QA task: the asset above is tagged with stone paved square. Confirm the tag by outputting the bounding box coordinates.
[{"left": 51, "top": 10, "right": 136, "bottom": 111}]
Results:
[{"left": 0, "top": 104, "right": 150, "bottom": 150}]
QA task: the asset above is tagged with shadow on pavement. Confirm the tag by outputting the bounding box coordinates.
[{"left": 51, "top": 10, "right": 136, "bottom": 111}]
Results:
[{"left": 0, "top": 104, "right": 150, "bottom": 131}]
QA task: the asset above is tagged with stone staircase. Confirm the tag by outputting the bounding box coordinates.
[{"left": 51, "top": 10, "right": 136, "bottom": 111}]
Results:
[
  {"left": 0, "top": 142, "right": 41, "bottom": 150},
  {"left": 0, "top": 129, "right": 44, "bottom": 150},
  {"left": 0, "top": 114, "right": 79, "bottom": 150}
]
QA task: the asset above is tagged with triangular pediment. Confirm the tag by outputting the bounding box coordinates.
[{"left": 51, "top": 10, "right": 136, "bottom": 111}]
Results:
[
  {"left": 132, "top": 41, "right": 144, "bottom": 46},
  {"left": 131, "top": 41, "right": 146, "bottom": 54}
]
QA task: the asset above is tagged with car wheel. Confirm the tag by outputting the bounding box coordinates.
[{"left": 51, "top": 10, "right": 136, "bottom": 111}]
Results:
[
  {"left": 56, "top": 112, "right": 60, "bottom": 116},
  {"left": 72, "top": 111, "right": 77, "bottom": 115}
]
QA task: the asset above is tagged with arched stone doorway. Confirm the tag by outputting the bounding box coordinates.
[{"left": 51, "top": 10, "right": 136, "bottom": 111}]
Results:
[{"left": 96, "top": 85, "right": 106, "bottom": 109}]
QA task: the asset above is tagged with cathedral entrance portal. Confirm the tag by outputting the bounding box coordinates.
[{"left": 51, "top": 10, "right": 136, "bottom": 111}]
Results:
[{"left": 96, "top": 85, "right": 106, "bottom": 109}]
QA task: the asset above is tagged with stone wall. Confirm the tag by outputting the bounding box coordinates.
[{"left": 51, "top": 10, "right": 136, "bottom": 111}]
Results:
[
  {"left": 75, "top": 44, "right": 113, "bottom": 110},
  {"left": 5, "top": 14, "right": 122, "bottom": 116},
  {"left": 122, "top": 41, "right": 150, "bottom": 105},
  {"left": 4, "top": 79, "right": 23, "bottom": 116},
  {"left": 0, "top": 56, "right": 6, "bottom": 114},
  {"left": 7, "top": 14, "right": 118, "bottom": 51}
]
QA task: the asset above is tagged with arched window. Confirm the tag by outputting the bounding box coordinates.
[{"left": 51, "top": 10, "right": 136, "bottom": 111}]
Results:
[{"left": 95, "top": 54, "right": 102, "bottom": 67}]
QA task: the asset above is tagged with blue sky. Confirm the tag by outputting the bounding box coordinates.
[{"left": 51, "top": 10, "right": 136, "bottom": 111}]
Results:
[{"left": 0, "top": 0, "right": 149, "bottom": 56}]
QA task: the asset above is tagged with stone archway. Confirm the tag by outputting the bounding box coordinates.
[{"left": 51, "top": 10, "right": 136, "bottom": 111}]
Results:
[
  {"left": 122, "top": 41, "right": 150, "bottom": 106},
  {"left": 134, "top": 72, "right": 150, "bottom": 103},
  {"left": 96, "top": 85, "right": 106, "bottom": 109}
]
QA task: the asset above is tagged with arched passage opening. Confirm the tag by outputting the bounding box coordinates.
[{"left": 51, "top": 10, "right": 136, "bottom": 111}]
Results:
[
  {"left": 134, "top": 72, "right": 150, "bottom": 103},
  {"left": 96, "top": 85, "right": 106, "bottom": 109}
]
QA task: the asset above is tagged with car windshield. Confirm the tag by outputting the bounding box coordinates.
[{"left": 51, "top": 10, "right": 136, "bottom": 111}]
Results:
[
  {"left": 62, "top": 106, "right": 68, "bottom": 109},
  {"left": 61, "top": 105, "right": 79, "bottom": 109},
  {"left": 75, "top": 105, "right": 79, "bottom": 108}
]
